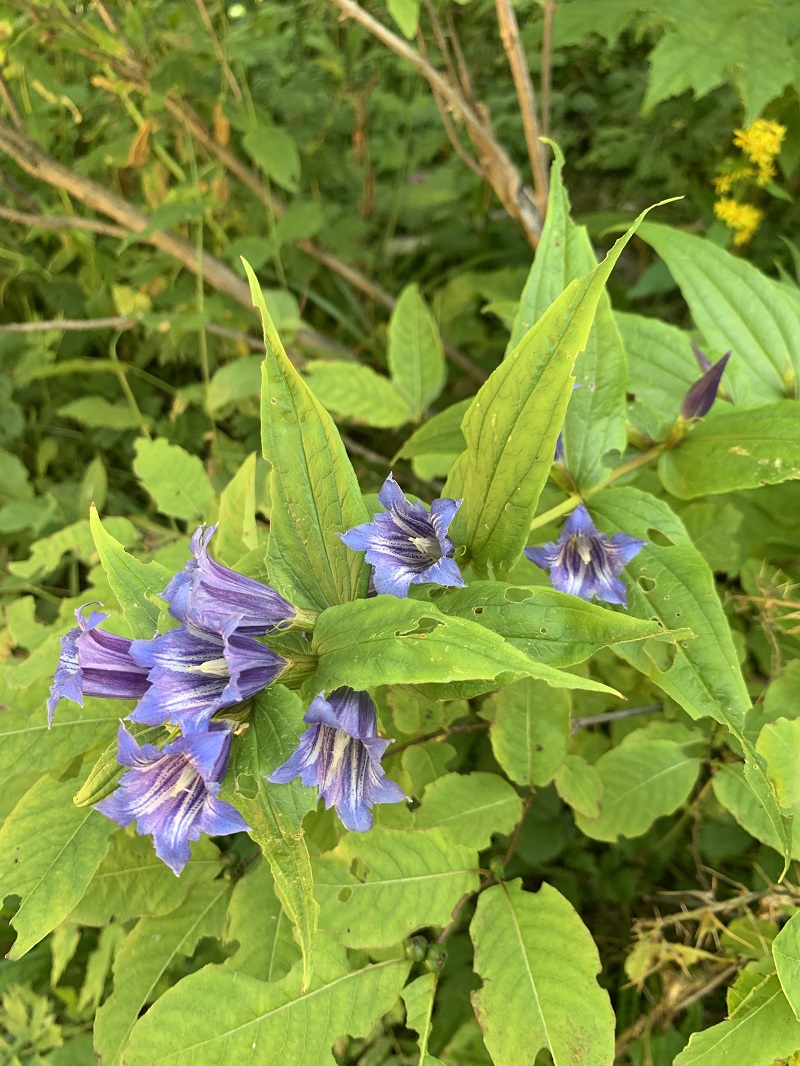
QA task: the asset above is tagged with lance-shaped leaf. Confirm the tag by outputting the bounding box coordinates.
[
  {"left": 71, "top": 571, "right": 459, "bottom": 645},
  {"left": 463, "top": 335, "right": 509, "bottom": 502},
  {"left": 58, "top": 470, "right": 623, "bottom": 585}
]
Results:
[
  {"left": 508, "top": 146, "right": 627, "bottom": 486},
  {"left": 313, "top": 827, "right": 479, "bottom": 948},
  {"left": 659, "top": 401, "right": 800, "bottom": 499},
  {"left": 446, "top": 198, "right": 671, "bottom": 579},
  {"left": 93, "top": 880, "right": 231, "bottom": 1066},
  {"left": 123, "top": 940, "right": 410, "bottom": 1065},
  {"left": 214, "top": 451, "right": 259, "bottom": 566},
  {"left": 0, "top": 775, "right": 116, "bottom": 959},
  {"left": 307, "top": 596, "right": 620, "bottom": 698},
  {"left": 221, "top": 685, "right": 318, "bottom": 990},
  {"left": 430, "top": 581, "right": 674, "bottom": 666},
  {"left": 89, "top": 506, "right": 172, "bottom": 638},
  {"left": 471, "top": 880, "right": 615, "bottom": 1066},
  {"left": 402, "top": 973, "right": 445, "bottom": 1066},
  {"left": 638, "top": 222, "right": 797, "bottom": 401},
  {"left": 388, "top": 283, "right": 446, "bottom": 419},
  {"left": 244, "top": 259, "right": 370, "bottom": 611}
]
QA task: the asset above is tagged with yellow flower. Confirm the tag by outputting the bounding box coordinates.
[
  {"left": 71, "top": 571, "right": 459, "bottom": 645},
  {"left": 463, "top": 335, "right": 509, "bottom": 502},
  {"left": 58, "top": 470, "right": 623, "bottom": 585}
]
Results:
[
  {"left": 713, "top": 163, "right": 755, "bottom": 194},
  {"left": 732, "top": 118, "right": 786, "bottom": 184},
  {"left": 714, "top": 197, "right": 764, "bottom": 245}
]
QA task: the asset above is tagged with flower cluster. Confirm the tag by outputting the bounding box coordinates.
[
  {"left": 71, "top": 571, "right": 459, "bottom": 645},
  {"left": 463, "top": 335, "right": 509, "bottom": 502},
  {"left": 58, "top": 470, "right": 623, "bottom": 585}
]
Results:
[
  {"left": 712, "top": 117, "right": 786, "bottom": 246},
  {"left": 713, "top": 198, "right": 765, "bottom": 247},
  {"left": 733, "top": 118, "right": 786, "bottom": 186}
]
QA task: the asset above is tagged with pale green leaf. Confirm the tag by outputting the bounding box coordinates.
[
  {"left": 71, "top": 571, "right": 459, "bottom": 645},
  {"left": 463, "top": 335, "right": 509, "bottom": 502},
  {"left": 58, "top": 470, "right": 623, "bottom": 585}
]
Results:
[
  {"left": 207, "top": 356, "right": 261, "bottom": 411},
  {"left": 413, "top": 772, "right": 523, "bottom": 848},
  {"left": 388, "top": 283, "right": 446, "bottom": 419},
  {"left": 402, "top": 973, "right": 445, "bottom": 1066},
  {"left": 215, "top": 452, "right": 259, "bottom": 566},
  {"left": 245, "top": 259, "right": 371, "bottom": 611},
  {"left": 133, "top": 437, "right": 216, "bottom": 522},
  {"left": 471, "top": 880, "right": 615, "bottom": 1066},
  {"left": 0, "top": 776, "right": 116, "bottom": 959},
  {"left": 304, "top": 360, "right": 412, "bottom": 428},
  {"left": 9, "top": 515, "right": 137, "bottom": 581},
  {"left": 394, "top": 398, "right": 469, "bottom": 462},
  {"left": 242, "top": 126, "right": 300, "bottom": 191},
  {"left": 482, "top": 679, "right": 571, "bottom": 787},
  {"left": 313, "top": 827, "right": 479, "bottom": 948},
  {"left": 387, "top": 0, "right": 420, "bottom": 38},
  {"left": 223, "top": 859, "right": 300, "bottom": 982},
  {"left": 554, "top": 754, "right": 603, "bottom": 819},
  {"left": 58, "top": 396, "right": 142, "bottom": 430},
  {"left": 73, "top": 723, "right": 165, "bottom": 808}
]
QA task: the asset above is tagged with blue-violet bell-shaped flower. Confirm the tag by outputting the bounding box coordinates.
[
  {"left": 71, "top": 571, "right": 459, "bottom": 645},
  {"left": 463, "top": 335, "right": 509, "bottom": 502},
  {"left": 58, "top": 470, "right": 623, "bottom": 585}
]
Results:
[
  {"left": 128, "top": 623, "right": 288, "bottom": 733},
  {"left": 47, "top": 607, "right": 150, "bottom": 726},
  {"left": 268, "top": 687, "right": 406, "bottom": 832},
  {"left": 680, "top": 349, "right": 731, "bottom": 420},
  {"left": 524, "top": 503, "right": 645, "bottom": 606},
  {"left": 163, "top": 525, "right": 295, "bottom": 637},
  {"left": 340, "top": 474, "right": 465, "bottom": 598},
  {"left": 96, "top": 722, "right": 248, "bottom": 875}
]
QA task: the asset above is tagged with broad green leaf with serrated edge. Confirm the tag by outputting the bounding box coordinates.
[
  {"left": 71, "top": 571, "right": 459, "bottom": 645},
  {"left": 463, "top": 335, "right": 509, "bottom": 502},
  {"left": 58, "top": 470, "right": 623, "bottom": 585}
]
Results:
[
  {"left": 482, "top": 679, "right": 571, "bottom": 786},
  {"left": 223, "top": 859, "right": 300, "bottom": 982},
  {"left": 508, "top": 146, "right": 627, "bottom": 485},
  {"left": 9, "top": 515, "right": 137, "bottom": 581},
  {"left": 307, "top": 596, "right": 619, "bottom": 699},
  {"left": 414, "top": 772, "right": 523, "bottom": 848},
  {"left": 89, "top": 506, "right": 172, "bottom": 638},
  {"left": 0, "top": 776, "right": 115, "bottom": 958},
  {"left": 388, "top": 283, "right": 446, "bottom": 419},
  {"left": 313, "top": 827, "right": 478, "bottom": 948},
  {"left": 616, "top": 311, "right": 698, "bottom": 432},
  {"left": 245, "top": 259, "right": 371, "bottom": 611},
  {"left": 471, "top": 880, "right": 615, "bottom": 1066},
  {"left": 774, "top": 912, "right": 800, "bottom": 1021},
  {"left": 221, "top": 686, "right": 318, "bottom": 990},
  {"left": 402, "top": 973, "right": 445, "bottom": 1066},
  {"left": 69, "top": 831, "right": 221, "bottom": 926},
  {"left": 659, "top": 402, "right": 800, "bottom": 499},
  {"left": 124, "top": 940, "right": 409, "bottom": 1066},
  {"left": 588, "top": 486, "right": 792, "bottom": 866},
  {"left": 133, "top": 437, "right": 216, "bottom": 522},
  {"left": 446, "top": 200, "right": 670, "bottom": 579},
  {"left": 207, "top": 355, "right": 261, "bottom": 411},
  {"left": 93, "top": 880, "right": 230, "bottom": 1066},
  {"left": 639, "top": 222, "right": 798, "bottom": 401},
  {"left": 304, "top": 360, "right": 412, "bottom": 428},
  {"left": 215, "top": 451, "right": 258, "bottom": 566},
  {"left": 554, "top": 754, "right": 603, "bottom": 819},
  {"left": 430, "top": 581, "right": 674, "bottom": 665},
  {"left": 674, "top": 974, "right": 800, "bottom": 1065},
  {"left": 573, "top": 731, "right": 700, "bottom": 841},
  {"left": 73, "top": 723, "right": 165, "bottom": 807}
]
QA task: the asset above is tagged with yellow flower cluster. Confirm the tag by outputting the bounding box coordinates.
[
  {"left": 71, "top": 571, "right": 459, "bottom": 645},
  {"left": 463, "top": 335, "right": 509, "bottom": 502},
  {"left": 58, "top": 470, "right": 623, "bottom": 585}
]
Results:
[
  {"left": 733, "top": 118, "right": 786, "bottom": 185},
  {"left": 712, "top": 164, "right": 754, "bottom": 196},
  {"left": 713, "top": 198, "right": 765, "bottom": 246}
]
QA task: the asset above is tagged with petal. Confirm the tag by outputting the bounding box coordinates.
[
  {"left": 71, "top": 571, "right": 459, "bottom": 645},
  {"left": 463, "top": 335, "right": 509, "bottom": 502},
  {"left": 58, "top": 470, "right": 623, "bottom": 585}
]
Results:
[
  {"left": 409, "top": 556, "right": 465, "bottom": 589},
  {"left": 429, "top": 497, "right": 461, "bottom": 541},
  {"left": 377, "top": 473, "right": 407, "bottom": 512},
  {"left": 176, "top": 728, "right": 231, "bottom": 785},
  {"left": 268, "top": 725, "right": 322, "bottom": 785},
  {"left": 562, "top": 504, "right": 597, "bottom": 539},
  {"left": 371, "top": 561, "right": 415, "bottom": 598},
  {"left": 524, "top": 543, "right": 560, "bottom": 570},
  {"left": 680, "top": 352, "right": 731, "bottom": 420},
  {"left": 607, "top": 532, "right": 647, "bottom": 568},
  {"left": 195, "top": 794, "right": 250, "bottom": 837},
  {"left": 339, "top": 522, "right": 377, "bottom": 552}
]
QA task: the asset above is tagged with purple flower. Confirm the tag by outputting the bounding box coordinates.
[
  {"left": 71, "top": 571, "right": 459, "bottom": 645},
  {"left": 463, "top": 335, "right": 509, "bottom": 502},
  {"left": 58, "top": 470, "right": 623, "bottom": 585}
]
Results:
[
  {"left": 47, "top": 607, "right": 150, "bottom": 726},
  {"left": 128, "top": 623, "right": 288, "bottom": 733},
  {"left": 524, "top": 503, "right": 645, "bottom": 607},
  {"left": 268, "top": 687, "right": 406, "bottom": 832},
  {"left": 163, "top": 525, "right": 295, "bottom": 637},
  {"left": 681, "top": 349, "right": 731, "bottom": 420},
  {"left": 96, "top": 722, "right": 249, "bottom": 875},
  {"left": 340, "top": 474, "right": 465, "bottom": 598}
]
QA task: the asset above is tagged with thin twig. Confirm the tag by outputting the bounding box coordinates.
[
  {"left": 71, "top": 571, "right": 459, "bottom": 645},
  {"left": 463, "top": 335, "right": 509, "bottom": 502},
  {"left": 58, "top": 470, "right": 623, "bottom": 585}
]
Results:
[
  {"left": 92, "top": 1, "right": 118, "bottom": 33},
  {"left": 0, "top": 72, "right": 23, "bottom": 130},
  {"left": 503, "top": 791, "right": 534, "bottom": 866},
  {"left": 385, "top": 721, "right": 488, "bottom": 760},
  {"left": 0, "top": 315, "right": 266, "bottom": 352},
  {"left": 422, "top": 0, "right": 460, "bottom": 95},
  {"left": 192, "top": 0, "right": 243, "bottom": 103},
  {"left": 416, "top": 30, "right": 483, "bottom": 178},
  {"left": 444, "top": 9, "right": 477, "bottom": 105},
  {"left": 0, "top": 206, "right": 127, "bottom": 238},
  {"left": 541, "top": 0, "right": 555, "bottom": 140},
  {"left": 493, "top": 0, "right": 549, "bottom": 217},
  {"left": 572, "top": 705, "right": 662, "bottom": 733},
  {"left": 331, "top": 0, "right": 542, "bottom": 247}
]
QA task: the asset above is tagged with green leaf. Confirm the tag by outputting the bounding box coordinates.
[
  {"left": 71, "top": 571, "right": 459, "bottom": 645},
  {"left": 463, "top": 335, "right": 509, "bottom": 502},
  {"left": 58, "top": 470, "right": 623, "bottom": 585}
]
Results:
[
  {"left": 58, "top": 396, "right": 142, "bottom": 430},
  {"left": 432, "top": 580, "right": 671, "bottom": 665},
  {"left": 481, "top": 679, "right": 571, "bottom": 787},
  {"left": 774, "top": 912, "right": 800, "bottom": 1021},
  {"left": 207, "top": 356, "right": 261, "bottom": 411},
  {"left": 245, "top": 258, "right": 371, "bottom": 611},
  {"left": 93, "top": 880, "right": 231, "bottom": 1066},
  {"left": 0, "top": 775, "right": 116, "bottom": 959},
  {"left": 215, "top": 452, "right": 259, "bottom": 566},
  {"left": 132, "top": 437, "right": 216, "bottom": 522},
  {"left": 659, "top": 402, "right": 800, "bottom": 498},
  {"left": 308, "top": 596, "right": 617, "bottom": 698},
  {"left": 402, "top": 973, "right": 445, "bottom": 1066},
  {"left": 387, "top": 283, "right": 446, "bottom": 419},
  {"left": 304, "top": 360, "right": 412, "bottom": 428},
  {"left": 573, "top": 728, "right": 701, "bottom": 841},
  {"left": 616, "top": 310, "right": 697, "bottom": 434},
  {"left": 554, "top": 754, "right": 603, "bottom": 819},
  {"left": 413, "top": 772, "right": 523, "bottom": 848},
  {"left": 8, "top": 515, "right": 137, "bottom": 581},
  {"left": 639, "top": 222, "right": 798, "bottom": 401},
  {"left": 221, "top": 686, "right": 318, "bottom": 990},
  {"left": 394, "top": 398, "right": 469, "bottom": 461},
  {"left": 69, "top": 831, "right": 222, "bottom": 926},
  {"left": 123, "top": 940, "right": 409, "bottom": 1066},
  {"left": 757, "top": 717, "right": 800, "bottom": 814},
  {"left": 89, "top": 506, "right": 172, "bottom": 638},
  {"left": 673, "top": 974, "right": 800, "bottom": 1065},
  {"left": 386, "top": 0, "right": 420, "bottom": 38},
  {"left": 471, "top": 880, "right": 615, "bottom": 1066},
  {"left": 242, "top": 126, "right": 301, "bottom": 191},
  {"left": 508, "top": 147, "right": 627, "bottom": 485},
  {"left": 446, "top": 200, "right": 666, "bottom": 579},
  {"left": 713, "top": 762, "right": 796, "bottom": 859},
  {"left": 223, "top": 859, "right": 300, "bottom": 982},
  {"left": 314, "top": 827, "right": 478, "bottom": 948}
]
